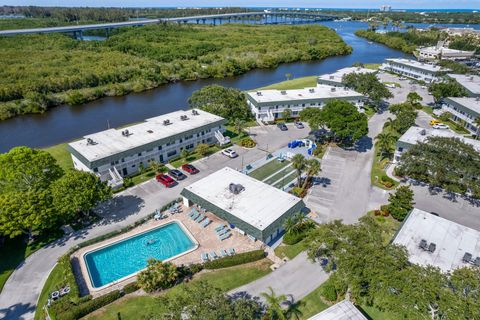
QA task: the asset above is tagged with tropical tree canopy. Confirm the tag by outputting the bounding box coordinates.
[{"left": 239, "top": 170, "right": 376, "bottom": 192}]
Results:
[
  {"left": 137, "top": 259, "right": 179, "bottom": 293},
  {"left": 429, "top": 79, "right": 468, "bottom": 103},
  {"left": 342, "top": 72, "right": 393, "bottom": 105},
  {"left": 387, "top": 186, "right": 415, "bottom": 221}
]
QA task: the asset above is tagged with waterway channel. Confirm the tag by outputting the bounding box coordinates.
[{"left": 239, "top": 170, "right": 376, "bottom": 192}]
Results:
[{"left": 0, "top": 21, "right": 476, "bottom": 151}]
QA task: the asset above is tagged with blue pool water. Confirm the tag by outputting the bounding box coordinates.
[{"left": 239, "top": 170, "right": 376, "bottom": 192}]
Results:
[{"left": 84, "top": 222, "right": 195, "bottom": 288}]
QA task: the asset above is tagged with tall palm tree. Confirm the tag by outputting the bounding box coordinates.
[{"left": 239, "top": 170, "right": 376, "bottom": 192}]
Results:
[
  {"left": 260, "top": 287, "right": 287, "bottom": 320},
  {"left": 375, "top": 132, "right": 396, "bottom": 159},
  {"left": 291, "top": 154, "right": 306, "bottom": 188},
  {"left": 301, "top": 158, "right": 322, "bottom": 190},
  {"left": 285, "top": 300, "right": 304, "bottom": 320},
  {"left": 283, "top": 216, "right": 297, "bottom": 234},
  {"left": 234, "top": 118, "right": 246, "bottom": 135}
]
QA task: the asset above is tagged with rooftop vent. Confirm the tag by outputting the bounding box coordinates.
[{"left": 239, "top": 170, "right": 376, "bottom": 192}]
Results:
[
  {"left": 163, "top": 119, "right": 171, "bottom": 126},
  {"left": 470, "top": 76, "right": 474, "bottom": 81},
  {"left": 192, "top": 110, "right": 200, "bottom": 116},
  {"left": 121, "top": 129, "right": 130, "bottom": 137},
  {"left": 147, "top": 130, "right": 153, "bottom": 134},
  {"left": 180, "top": 115, "right": 189, "bottom": 121},
  {"left": 281, "top": 90, "right": 287, "bottom": 95},
  {"left": 229, "top": 183, "right": 245, "bottom": 195},
  {"left": 256, "top": 91, "right": 262, "bottom": 96},
  {"left": 331, "top": 87, "right": 336, "bottom": 92},
  {"left": 463, "top": 252, "right": 473, "bottom": 263},
  {"left": 428, "top": 242, "right": 436, "bottom": 253},
  {"left": 86, "top": 138, "right": 96, "bottom": 145},
  {"left": 419, "top": 239, "right": 428, "bottom": 250},
  {"left": 329, "top": 75, "right": 335, "bottom": 80},
  {"left": 420, "top": 129, "right": 427, "bottom": 136},
  {"left": 309, "top": 88, "right": 315, "bottom": 93}
]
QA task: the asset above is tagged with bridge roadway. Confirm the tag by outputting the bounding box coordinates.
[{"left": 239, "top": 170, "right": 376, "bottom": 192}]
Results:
[{"left": 0, "top": 11, "right": 337, "bottom": 36}]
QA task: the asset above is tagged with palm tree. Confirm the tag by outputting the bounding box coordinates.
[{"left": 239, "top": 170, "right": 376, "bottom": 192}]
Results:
[
  {"left": 285, "top": 300, "right": 304, "bottom": 320},
  {"left": 301, "top": 158, "right": 322, "bottom": 190},
  {"left": 375, "top": 132, "right": 396, "bottom": 159},
  {"left": 260, "top": 287, "right": 287, "bottom": 320},
  {"left": 283, "top": 216, "right": 297, "bottom": 234},
  {"left": 291, "top": 154, "right": 306, "bottom": 188},
  {"left": 234, "top": 118, "right": 246, "bottom": 135}
]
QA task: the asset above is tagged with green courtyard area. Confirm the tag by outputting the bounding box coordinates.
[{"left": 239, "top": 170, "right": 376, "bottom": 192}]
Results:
[{"left": 248, "top": 159, "right": 296, "bottom": 190}]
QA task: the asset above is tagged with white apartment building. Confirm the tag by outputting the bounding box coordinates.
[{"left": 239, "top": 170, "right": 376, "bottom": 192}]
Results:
[
  {"left": 380, "top": 58, "right": 448, "bottom": 83},
  {"left": 246, "top": 84, "right": 366, "bottom": 123},
  {"left": 447, "top": 74, "right": 480, "bottom": 97},
  {"left": 394, "top": 126, "right": 480, "bottom": 162},
  {"left": 317, "top": 67, "right": 377, "bottom": 87},
  {"left": 443, "top": 97, "right": 480, "bottom": 134},
  {"left": 68, "top": 109, "right": 226, "bottom": 188},
  {"left": 416, "top": 46, "right": 475, "bottom": 62}
]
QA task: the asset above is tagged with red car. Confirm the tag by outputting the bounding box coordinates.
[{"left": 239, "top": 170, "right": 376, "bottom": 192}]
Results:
[
  {"left": 156, "top": 174, "right": 176, "bottom": 187},
  {"left": 181, "top": 163, "right": 199, "bottom": 174}
]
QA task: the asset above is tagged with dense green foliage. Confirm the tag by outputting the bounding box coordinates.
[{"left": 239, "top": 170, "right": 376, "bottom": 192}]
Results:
[
  {"left": 429, "top": 79, "right": 468, "bottom": 103},
  {"left": 157, "top": 281, "right": 263, "bottom": 320},
  {"left": 387, "top": 186, "right": 415, "bottom": 221},
  {"left": 387, "top": 102, "right": 418, "bottom": 135},
  {"left": 137, "top": 259, "right": 180, "bottom": 293},
  {"left": 61, "top": 290, "right": 122, "bottom": 320},
  {"left": 188, "top": 85, "right": 251, "bottom": 121},
  {"left": 204, "top": 250, "right": 266, "bottom": 269},
  {"left": 0, "top": 146, "right": 111, "bottom": 238},
  {"left": 396, "top": 137, "right": 480, "bottom": 198},
  {"left": 0, "top": 23, "right": 350, "bottom": 120},
  {"left": 300, "top": 100, "right": 368, "bottom": 145},
  {"left": 342, "top": 72, "right": 393, "bottom": 105},
  {"left": 306, "top": 216, "right": 480, "bottom": 319}
]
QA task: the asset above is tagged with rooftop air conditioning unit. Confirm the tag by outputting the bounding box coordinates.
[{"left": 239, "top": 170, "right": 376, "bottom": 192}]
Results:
[
  {"left": 180, "top": 115, "right": 189, "bottom": 121},
  {"left": 121, "top": 129, "right": 130, "bottom": 137},
  {"left": 86, "top": 138, "right": 96, "bottom": 145},
  {"left": 256, "top": 91, "right": 262, "bottom": 96},
  {"left": 229, "top": 183, "right": 245, "bottom": 195},
  {"left": 191, "top": 110, "right": 199, "bottom": 116},
  {"left": 147, "top": 130, "right": 153, "bottom": 133},
  {"left": 331, "top": 87, "right": 336, "bottom": 92},
  {"left": 281, "top": 90, "right": 287, "bottom": 95},
  {"left": 309, "top": 88, "right": 315, "bottom": 93},
  {"left": 329, "top": 75, "right": 335, "bottom": 80},
  {"left": 163, "top": 119, "right": 171, "bottom": 126},
  {"left": 420, "top": 129, "right": 426, "bottom": 136},
  {"left": 470, "top": 76, "right": 475, "bottom": 81}
]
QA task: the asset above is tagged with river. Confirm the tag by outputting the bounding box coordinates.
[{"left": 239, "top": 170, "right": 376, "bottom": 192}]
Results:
[{"left": 1, "top": 20, "right": 474, "bottom": 152}]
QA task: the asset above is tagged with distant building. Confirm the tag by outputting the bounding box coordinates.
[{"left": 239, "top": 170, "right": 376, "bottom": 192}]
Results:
[
  {"left": 181, "top": 167, "right": 305, "bottom": 243},
  {"left": 380, "top": 5, "right": 392, "bottom": 12},
  {"left": 246, "top": 85, "right": 366, "bottom": 123},
  {"left": 394, "top": 126, "right": 480, "bottom": 162},
  {"left": 307, "top": 300, "right": 367, "bottom": 320},
  {"left": 416, "top": 41, "right": 475, "bottom": 62},
  {"left": 393, "top": 208, "right": 480, "bottom": 272},
  {"left": 380, "top": 58, "right": 448, "bottom": 83},
  {"left": 68, "top": 109, "right": 226, "bottom": 188},
  {"left": 440, "top": 27, "right": 480, "bottom": 38},
  {"left": 447, "top": 74, "right": 480, "bottom": 97},
  {"left": 443, "top": 97, "right": 480, "bottom": 134},
  {"left": 317, "top": 67, "right": 377, "bottom": 87}
]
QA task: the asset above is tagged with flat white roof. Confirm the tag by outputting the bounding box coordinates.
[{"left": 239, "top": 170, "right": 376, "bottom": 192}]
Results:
[
  {"left": 183, "top": 167, "right": 303, "bottom": 231},
  {"left": 398, "top": 126, "right": 480, "bottom": 153},
  {"left": 393, "top": 208, "right": 480, "bottom": 272},
  {"left": 248, "top": 84, "right": 364, "bottom": 104},
  {"left": 385, "top": 58, "right": 447, "bottom": 73},
  {"left": 308, "top": 300, "right": 367, "bottom": 320},
  {"left": 419, "top": 46, "right": 475, "bottom": 55},
  {"left": 447, "top": 97, "right": 480, "bottom": 114},
  {"left": 448, "top": 74, "right": 480, "bottom": 95},
  {"left": 317, "top": 67, "right": 376, "bottom": 83},
  {"left": 68, "top": 109, "right": 224, "bottom": 162}
]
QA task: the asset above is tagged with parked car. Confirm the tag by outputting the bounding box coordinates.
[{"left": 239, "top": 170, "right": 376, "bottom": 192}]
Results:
[
  {"left": 294, "top": 121, "right": 304, "bottom": 129},
  {"left": 169, "top": 169, "right": 187, "bottom": 180},
  {"left": 222, "top": 148, "right": 238, "bottom": 158},
  {"left": 277, "top": 122, "right": 288, "bottom": 131},
  {"left": 432, "top": 123, "right": 449, "bottom": 130},
  {"left": 181, "top": 163, "right": 199, "bottom": 174},
  {"left": 429, "top": 119, "right": 442, "bottom": 126},
  {"left": 156, "top": 174, "right": 176, "bottom": 187}
]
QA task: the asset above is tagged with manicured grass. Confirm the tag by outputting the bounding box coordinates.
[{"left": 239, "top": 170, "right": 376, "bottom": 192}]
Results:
[
  {"left": 360, "top": 305, "right": 400, "bottom": 320},
  {"left": 248, "top": 159, "right": 291, "bottom": 181},
  {"left": 366, "top": 211, "right": 401, "bottom": 244},
  {"left": 371, "top": 127, "right": 400, "bottom": 191},
  {"left": 86, "top": 259, "right": 272, "bottom": 320},
  {"left": 421, "top": 106, "right": 470, "bottom": 135},
  {"left": 364, "top": 63, "right": 381, "bottom": 70},
  {"left": 297, "top": 284, "right": 330, "bottom": 319},
  {"left": 255, "top": 76, "right": 318, "bottom": 91},
  {"left": 43, "top": 143, "right": 73, "bottom": 170},
  {"left": 274, "top": 239, "right": 308, "bottom": 260},
  {"left": 169, "top": 145, "right": 222, "bottom": 168},
  {"left": 264, "top": 165, "right": 294, "bottom": 185}
]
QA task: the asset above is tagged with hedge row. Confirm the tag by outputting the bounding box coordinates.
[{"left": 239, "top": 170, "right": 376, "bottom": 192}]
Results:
[
  {"left": 60, "top": 290, "right": 122, "bottom": 320},
  {"left": 283, "top": 231, "right": 306, "bottom": 245},
  {"left": 204, "top": 250, "right": 266, "bottom": 269}
]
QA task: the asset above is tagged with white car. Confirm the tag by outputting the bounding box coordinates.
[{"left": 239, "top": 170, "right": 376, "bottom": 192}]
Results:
[
  {"left": 222, "top": 148, "right": 238, "bottom": 158},
  {"left": 432, "top": 124, "right": 449, "bottom": 130}
]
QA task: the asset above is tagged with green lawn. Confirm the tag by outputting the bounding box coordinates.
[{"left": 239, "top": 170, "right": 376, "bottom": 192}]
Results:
[
  {"left": 360, "top": 305, "right": 400, "bottom": 320},
  {"left": 364, "top": 63, "right": 381, "bottom": 70},
  {"left": 366, "top": 211, "right": 401, "bottom": 244},
  {"left": 169, "top": 145, "right": 222, "bottom": 168},
  {"left": 86, "top": 259, "right": 272, "bottom": 320},
  {"left": 255, "top": 76, "right": 318, "bottom": 91},
  {"left": 371, "top": 127, "right": 400, "bottom": 191},
  {"left": 248, "top": 159, "right": 291, "bottom": 181},
  {"left": 264, "top": 165, "right": 295, "bottom": 185},
  {"left": 297, "top": 284, "right": 330, "bottom": 319},
  {"left": 274, "top": 239, "right": 308, "bottom": 260},
  {"left": 43, "top": 143, "right": 73, "bottom": 170}
]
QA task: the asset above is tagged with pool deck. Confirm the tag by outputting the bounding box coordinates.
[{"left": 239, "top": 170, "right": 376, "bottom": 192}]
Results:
[{"left": 72, "top": 204, "right": 262, "bottom": 297}]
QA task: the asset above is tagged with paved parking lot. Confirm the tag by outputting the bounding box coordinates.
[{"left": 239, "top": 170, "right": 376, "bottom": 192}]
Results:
[{"left": 378, "top": 72, "right": 434, "bottom": 106}]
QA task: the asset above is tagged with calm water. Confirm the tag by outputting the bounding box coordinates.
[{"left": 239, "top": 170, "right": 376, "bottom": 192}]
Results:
[
  {"left": 0, "top": 20, "right": 476, "bottom": 152},
  {"left": 84, "top": 222, "right": 195, "bottom": 288}
]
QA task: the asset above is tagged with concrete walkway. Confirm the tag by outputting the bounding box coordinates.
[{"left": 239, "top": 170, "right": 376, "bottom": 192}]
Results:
[{"left": 229, "top": 252, "right": 329, "bottom": 303}]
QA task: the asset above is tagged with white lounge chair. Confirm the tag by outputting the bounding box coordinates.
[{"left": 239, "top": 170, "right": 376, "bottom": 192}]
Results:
[
  {"left": 201, "top": 253, "right": 209, "bottom": 262},
  {"left": 201, "top": 218, "right": 211, "bottom": 228},
  {"left": 228, "top": 248, "right": 236, "bottom": 255}
]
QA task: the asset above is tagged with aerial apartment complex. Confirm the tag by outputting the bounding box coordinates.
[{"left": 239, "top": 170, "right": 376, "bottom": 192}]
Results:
[
  {"left": 68, "top": 109, "right": 226, "bottom": 188},
  {"left": 442, "top": 97, "right": 480, "bottom": 134},
  {"left": 246, "top": 84, "right": 365, "bottom": 123},
  {"left": 380, "top": 58, "right": 448, "bottom": 83},
  {"left": 316, "top": 67, "right": 377, "bottom": 87},
  {"left": 181, "top": 167, "right": 305, "bottom": 243}
]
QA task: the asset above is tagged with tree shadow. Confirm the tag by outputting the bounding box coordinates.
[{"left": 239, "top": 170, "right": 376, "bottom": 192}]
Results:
[
  {"left": 0, "top": 302, "right": 36, "bottom": 320},
  {"left": 313, "top": 177, "right": 332, "bottom": 188},
  {"left": 353, "top": 136, "right": 373, "bottom": 153},
  {"left": 71, "top": 256, "right": 90, "bottom": 296}
]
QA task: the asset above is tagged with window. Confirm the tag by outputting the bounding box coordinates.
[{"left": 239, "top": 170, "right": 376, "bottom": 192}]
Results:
[
  {"left": 110, "top": 161, "right": 114, "bottom": 166},
  {"left": 121, "top": 158, "right": 125, "bottom": 163},
  {"left": 93, "top": 167, "right": 98, "bottom": 172},
  {"left": 138, "top": 153, "right": 142, "bottom": 157},
  {"left": 167, "top": 150, "right": 177, "bottom": 157},
  {"left": 158, "top": 146, "right": 162, "bottom": 151},
  {"left": 186, "top": 144, "right": 194, "bottom": 150},
  {"left": 398, "top": 147, "right": 403, "bottom": 152}
]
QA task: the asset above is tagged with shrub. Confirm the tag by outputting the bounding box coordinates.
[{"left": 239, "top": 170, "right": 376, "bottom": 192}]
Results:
[
  {"left": 321, "top": 282, "right": 337, "bottom": 302},
  {"left": 291, "top": 187, "right": 304, "bottom": 197},
  {"left": 204, "top": 250, "right": 265, "bottom": 269},
  {"left": 60, "top": 290, "right": 122, "bottom": 320},
  {"left": 137, "top": 259, "right": 179, "bottom": 293},
  {"left": 380, "top": 175, "right": 395, "bottom": 188},
  {"left": 123, "top": 282, "right": 139, "bottom": 294},
  {"left": 240, "top": 137, "right": 256, "bottom": 148},
  {"left": 283, "top": 231, "right": 306, "bottom": 245}
]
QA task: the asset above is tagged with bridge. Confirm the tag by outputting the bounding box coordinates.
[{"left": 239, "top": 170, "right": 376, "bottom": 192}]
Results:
[{"left": 0, "top": 11, "right": 337, "bottom": 37}]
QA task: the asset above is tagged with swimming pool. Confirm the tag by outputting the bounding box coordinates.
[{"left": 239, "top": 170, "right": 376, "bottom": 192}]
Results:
[{"left": 83, "top": 221, "right": 196, "bottom": 288}]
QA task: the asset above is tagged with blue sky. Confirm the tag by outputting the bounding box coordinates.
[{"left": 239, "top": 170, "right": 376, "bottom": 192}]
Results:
[{"left": 1, "top": 0, "right": 478, "bottom": 9}]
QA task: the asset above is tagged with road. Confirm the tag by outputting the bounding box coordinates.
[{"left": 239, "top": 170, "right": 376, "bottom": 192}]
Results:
[{"left": 0, "top": 124, "right": 309, "bottom": 320}]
